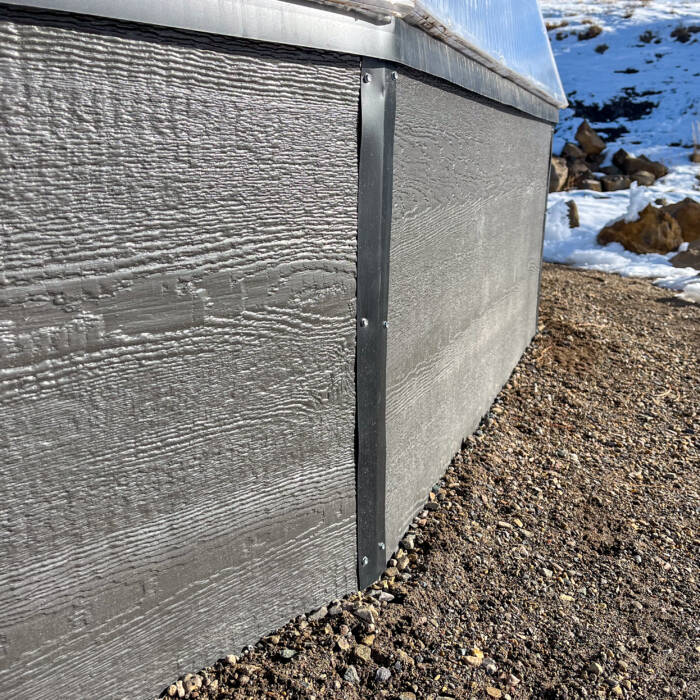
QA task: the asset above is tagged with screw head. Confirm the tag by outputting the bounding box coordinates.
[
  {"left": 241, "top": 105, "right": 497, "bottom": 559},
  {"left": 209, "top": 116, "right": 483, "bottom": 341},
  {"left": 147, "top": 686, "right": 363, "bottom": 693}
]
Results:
[
  {"left": 362, "top": 73, "right": 372, "bottom": 84},
  {"left": 361, "top": 555, "right": 369, "bottom": 566},
  {"left": 360, "top": 317, "right": 369, "bottom": 327},
  {"left": 391, "top": 71, "right": 398, "bottom": 80},
  {"left": 378, "top": 542, "right": 386, "bottom": 550},
  {"left": 382, "top": 320, "right": 389, "bottom": 329}
]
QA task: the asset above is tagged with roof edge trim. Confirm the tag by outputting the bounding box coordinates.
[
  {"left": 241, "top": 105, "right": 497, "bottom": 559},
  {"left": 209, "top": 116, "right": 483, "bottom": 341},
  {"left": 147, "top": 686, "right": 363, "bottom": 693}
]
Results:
[{"left": 0, "top": 0, "right": 561, "bottom": 121}]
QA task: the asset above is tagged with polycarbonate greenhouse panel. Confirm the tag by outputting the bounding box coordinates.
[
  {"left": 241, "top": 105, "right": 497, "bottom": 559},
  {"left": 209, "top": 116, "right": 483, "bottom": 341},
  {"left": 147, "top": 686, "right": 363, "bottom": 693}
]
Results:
[
  {"left": 311, "top": 0, "right": 566, "bottom": 106},
  {"left": 411, "top": 0, "right": 566, "bottom": 105}
]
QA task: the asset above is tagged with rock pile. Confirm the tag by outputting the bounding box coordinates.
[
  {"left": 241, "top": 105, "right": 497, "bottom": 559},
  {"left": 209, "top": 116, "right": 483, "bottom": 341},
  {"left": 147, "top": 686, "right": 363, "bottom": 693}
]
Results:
[{"left": 549, "top": 120, "right": 668, "bottom": 193}]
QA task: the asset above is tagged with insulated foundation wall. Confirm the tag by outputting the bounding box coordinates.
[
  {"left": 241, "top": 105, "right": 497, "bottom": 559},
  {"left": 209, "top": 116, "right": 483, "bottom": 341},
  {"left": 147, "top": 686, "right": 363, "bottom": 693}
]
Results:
[
  {"left": 385, "top": 68, "right": 552, "bottom": 551},
  {"left": 0, "top": 8, "right": 359, "bottom": 699}
]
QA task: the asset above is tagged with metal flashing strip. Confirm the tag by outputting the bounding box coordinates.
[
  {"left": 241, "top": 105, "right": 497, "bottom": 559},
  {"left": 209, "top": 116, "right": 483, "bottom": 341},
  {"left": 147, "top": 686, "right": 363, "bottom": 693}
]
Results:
[
  {"left": 0, "top": 0, "right": 559, "bottom": 123},
  {"left": 356, "top": 58, "right": 395, "bottom": 589}
]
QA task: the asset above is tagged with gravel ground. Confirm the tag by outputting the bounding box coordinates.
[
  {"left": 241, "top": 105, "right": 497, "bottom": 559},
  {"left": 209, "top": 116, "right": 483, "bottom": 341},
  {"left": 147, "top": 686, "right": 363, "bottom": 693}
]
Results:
[{"left": 162, "top": 265, "right": 699, "bottom": 700}]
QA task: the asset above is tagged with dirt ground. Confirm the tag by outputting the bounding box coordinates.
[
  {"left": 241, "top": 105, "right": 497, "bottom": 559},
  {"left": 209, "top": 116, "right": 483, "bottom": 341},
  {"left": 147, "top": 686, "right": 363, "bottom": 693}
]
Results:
[{"left": 163, "top": 265, "right": 699, "bottom": 700}]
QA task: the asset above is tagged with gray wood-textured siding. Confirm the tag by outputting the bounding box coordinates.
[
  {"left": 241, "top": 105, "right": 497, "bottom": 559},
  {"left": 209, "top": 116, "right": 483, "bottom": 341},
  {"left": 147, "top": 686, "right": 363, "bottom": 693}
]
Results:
[
  {"left": 0, "top": 9, "right": 359, "bottom": 699},
  {"left": 385, "top": 69, "right": 552, "bottom": 552}
]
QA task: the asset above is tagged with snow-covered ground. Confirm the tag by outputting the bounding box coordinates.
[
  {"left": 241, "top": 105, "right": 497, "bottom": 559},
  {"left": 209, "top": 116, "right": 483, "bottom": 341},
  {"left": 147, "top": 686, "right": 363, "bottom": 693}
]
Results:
[{"left": 540, "top": 0, "right": 700, "bottom": 302}]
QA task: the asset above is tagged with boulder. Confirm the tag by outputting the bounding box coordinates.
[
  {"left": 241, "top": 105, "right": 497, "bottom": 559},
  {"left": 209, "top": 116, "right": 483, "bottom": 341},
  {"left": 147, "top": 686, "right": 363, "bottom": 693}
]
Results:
[
  {"left": 637, "top": 154, "right": 668, "bottom": 179},
  {"left": 579, "top": 178, "right": 602, "bottom": 192},
  {"left": 601, "top": 174, "right": 631, "bottom": 192},
  {"left": 562, "top": 142, "right": 586, "bottom": 160},
  {"left": 586, "top": 151, "right": 606, "bottom": 170},
  {"left": 599, "top": 165, "right": 622, "bottom": 176},
  {"left": 567, "top": 159, "right": 593, "bottom": 189},
  {"left": 632, "top": 170, "right": 656, "bottom": 186},
  {"left": 661, "top": 197, "right": 700, "bottom": 242},
  {"left": 612, "top": 148, "right": 633, "bottom": 170},
  {"left": 597, "top": 204, "right": 682, "bottom": 254},
  {"left": 612, "top": 149, "right": 668, "bottom": 179},
  {"left": 691, "top": 151, "right": 700, "bottom": 164},
  {"left": 549, "top": 156, "right": 568, "bottom": 192},
  {"left": 575, "top": 120, "right": 606, "bottom": 155},
  {"left": 566, "top": 200, "right": 579, "bottom": 228},
  {"left": 670, "top": 240, "right": 700, "bottom": 269}
]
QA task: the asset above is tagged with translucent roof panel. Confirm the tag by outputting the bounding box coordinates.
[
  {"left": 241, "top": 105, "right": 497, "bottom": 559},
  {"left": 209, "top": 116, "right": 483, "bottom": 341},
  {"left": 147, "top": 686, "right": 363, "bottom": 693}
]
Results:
[
  {"left": 310, "top": 0, "right": 566, "bottom": 107},
  {"left": 410, "top": 0, "right": 565, "bottom": 105}
]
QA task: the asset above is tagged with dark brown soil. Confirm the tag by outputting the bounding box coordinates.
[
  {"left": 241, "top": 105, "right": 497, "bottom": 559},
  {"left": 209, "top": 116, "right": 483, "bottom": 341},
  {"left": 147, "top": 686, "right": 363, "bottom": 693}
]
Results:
[{"left": 162, "top": 265, "right": 700, "bottom": 700}]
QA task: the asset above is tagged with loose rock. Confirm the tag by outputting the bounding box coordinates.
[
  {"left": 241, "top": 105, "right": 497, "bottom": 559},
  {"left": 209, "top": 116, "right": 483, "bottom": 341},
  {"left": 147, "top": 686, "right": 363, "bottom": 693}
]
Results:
[
  {"left": 670, "top": 239, "right": 700, "bottom": 269},
  {"left": 601, "top": 174, "right": 631, "bottom": 192},
  {"left": 661, "top": 197, "right": 700, "bottom": 241},
  {"left": 354, "top": 644, "right": 372, "bottom": 663},
  {"left": 375, "top": 666, "right": 392, "bottom": 683},
  {"left": 613, "top": 148, "right": 668, "bottom": 179},
  {"left": 575, "top": 120, "right": 606, "bottom": 155},
  {"left": 579, "top": 178, "right": 602, "bottom": 191},
  {"left": 353, "top": 607, "right": 377, "bottom": 624},
  {"left": 597, "top": 203, "right": 682, "bottom": 254},
  {"left": 550, "top": 156, "right": 568, "bottom": 192},
  {"left": 562, "top": 142, "right": 586, "bottom": 160},
  {"left": 566, "top": 200, "right": 580, "bottom": 228},
  {"left": 632, "top": 170, "right": 656, "bottom": 186},
  {"left": 401, "top": 534, "right": 416, "bottom": 551},
  {"left": 567, "top": 159, "right": 594, "bottom": 189},
  {"left": 308, "top": 606, "right": 327, "bottom": 622},
  {"left": 343, "top": 665, "right": 360, "bottom": 684}
]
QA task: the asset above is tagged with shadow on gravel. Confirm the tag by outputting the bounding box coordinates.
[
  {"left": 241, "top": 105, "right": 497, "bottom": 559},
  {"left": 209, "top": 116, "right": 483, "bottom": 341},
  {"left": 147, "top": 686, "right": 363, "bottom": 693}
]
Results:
[{"left": 654, "top": 295, "right": 697, "bottom": 308}]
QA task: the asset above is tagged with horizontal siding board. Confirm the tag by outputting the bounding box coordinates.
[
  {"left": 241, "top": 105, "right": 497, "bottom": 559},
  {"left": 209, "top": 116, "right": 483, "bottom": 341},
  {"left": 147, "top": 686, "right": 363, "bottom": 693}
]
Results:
[
  {"left": 385, "top": 68, "right": 551, "bottom": 552},
  {"left": 0, "top": 8, "right": 359, "bottom": 698}
]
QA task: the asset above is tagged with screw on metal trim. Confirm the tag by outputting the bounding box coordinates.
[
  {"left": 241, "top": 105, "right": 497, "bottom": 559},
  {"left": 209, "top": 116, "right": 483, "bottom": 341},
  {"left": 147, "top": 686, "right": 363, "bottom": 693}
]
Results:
[
  {"left": 362, "top": 73, "right": 372, "bottom": 83},
  {"left": 382, "top": 320, "right": 389, "bottom": 328},
  {"left": 361, "top": 555, "right": 369, "bottom": 566},
  {"left": 378, "top": 542, "right": 386, "bottom": 550},
  {"left": 360, "top": 317, "right": 369, "bottom": 327},
  {"left": 391, "top": 71, "right": 398, "bottom": 80}
]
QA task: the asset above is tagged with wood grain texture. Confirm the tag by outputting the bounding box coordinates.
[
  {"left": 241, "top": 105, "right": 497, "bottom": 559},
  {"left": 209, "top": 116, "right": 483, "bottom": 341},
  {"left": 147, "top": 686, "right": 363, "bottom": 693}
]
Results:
[
  {"left": 385, "top": 68, "right": 552, "bottom": 552},
  {"left": 0, "top": 8, "right": 359, "bottom": 698}
]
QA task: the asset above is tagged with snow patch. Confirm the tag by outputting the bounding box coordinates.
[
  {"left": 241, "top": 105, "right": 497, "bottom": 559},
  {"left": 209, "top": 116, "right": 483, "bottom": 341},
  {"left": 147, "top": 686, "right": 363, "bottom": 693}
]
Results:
[
  {"left": 541, "top": 0, "right": 700, "bottom": 301},
  {"left": 624, "top": 182, "right": 650, "bottom": 222}
]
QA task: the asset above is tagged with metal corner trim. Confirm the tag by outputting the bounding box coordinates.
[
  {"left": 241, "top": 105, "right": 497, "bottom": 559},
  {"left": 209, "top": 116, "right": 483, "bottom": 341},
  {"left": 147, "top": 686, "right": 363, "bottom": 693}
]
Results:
[
  {"left": 355, "top": 58, "right": 395, "bottom": 589},
  {"left": 535, "top": 127, "right": 555, "bottom": 331}
]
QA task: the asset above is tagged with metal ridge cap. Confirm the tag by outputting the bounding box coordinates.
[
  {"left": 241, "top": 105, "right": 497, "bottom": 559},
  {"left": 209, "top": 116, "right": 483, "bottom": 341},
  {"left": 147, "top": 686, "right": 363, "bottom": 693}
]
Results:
[{"left": 0, "top": 0, "right": 560, "bottom": 121}]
